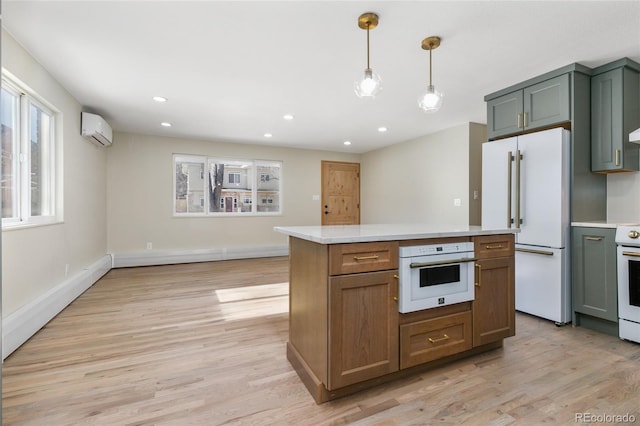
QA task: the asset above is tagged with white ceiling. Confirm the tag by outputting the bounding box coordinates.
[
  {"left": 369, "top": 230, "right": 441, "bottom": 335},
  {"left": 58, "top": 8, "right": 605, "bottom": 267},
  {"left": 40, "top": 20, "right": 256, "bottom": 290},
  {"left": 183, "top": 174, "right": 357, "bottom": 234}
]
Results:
[{"left": 3, "top": 1, "right": 640, "bottom": 153}]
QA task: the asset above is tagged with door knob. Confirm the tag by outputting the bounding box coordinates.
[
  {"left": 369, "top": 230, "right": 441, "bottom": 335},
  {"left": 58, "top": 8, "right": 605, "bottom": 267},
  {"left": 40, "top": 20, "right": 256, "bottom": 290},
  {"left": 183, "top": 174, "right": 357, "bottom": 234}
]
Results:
[{"left": 324, "top": 211, "right": 329, "bottom": 215}]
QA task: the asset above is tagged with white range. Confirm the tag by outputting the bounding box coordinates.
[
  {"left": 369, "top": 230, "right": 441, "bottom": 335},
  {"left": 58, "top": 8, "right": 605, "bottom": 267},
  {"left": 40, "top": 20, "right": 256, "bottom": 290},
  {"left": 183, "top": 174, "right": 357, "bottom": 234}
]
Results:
[{"left": 615, "top": 224, "right": 640, "bottom": 344}]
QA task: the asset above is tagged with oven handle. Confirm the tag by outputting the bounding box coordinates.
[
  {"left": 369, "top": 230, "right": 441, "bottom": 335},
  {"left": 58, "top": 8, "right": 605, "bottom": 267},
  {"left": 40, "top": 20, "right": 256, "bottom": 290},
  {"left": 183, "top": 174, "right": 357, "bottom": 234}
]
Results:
[
  {"left": 410, "top": 257, "right": 477, "bottom": 268},
  {"left": 622, "top": 251, "right": 640, "bottom": 258}
]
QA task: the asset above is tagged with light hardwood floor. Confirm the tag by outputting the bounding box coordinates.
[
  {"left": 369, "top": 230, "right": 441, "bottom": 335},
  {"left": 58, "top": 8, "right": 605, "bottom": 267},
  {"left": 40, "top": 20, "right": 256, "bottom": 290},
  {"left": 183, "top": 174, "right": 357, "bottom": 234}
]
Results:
[{"left": 3, "top": 257, "right": 640, "bottom": 425}]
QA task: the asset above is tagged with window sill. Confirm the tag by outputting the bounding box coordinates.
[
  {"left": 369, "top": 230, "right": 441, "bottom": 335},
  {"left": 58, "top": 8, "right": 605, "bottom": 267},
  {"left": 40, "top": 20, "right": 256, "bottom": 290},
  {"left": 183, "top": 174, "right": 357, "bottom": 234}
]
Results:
[{"left": 2, "top": 218, "right": 64, "bottom": 231}]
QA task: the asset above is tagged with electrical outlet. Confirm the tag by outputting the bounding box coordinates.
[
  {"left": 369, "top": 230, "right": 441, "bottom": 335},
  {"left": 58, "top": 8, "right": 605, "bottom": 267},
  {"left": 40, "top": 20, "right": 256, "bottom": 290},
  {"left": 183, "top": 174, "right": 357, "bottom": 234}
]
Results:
[
  {"left": 65, "top": 264, "right": 69, "bottom": 277},
  {"left": 312, "top": 194, "right": 320, "bottom": 201},
  {"left": 454, "top": 198, "right": 461, "bottom": 207},
  {"left": 146, "top": 242, "right": 153, "bottom": 250},
  {"left": 473, "top": 190, "right": 479, "bottom": 200}
]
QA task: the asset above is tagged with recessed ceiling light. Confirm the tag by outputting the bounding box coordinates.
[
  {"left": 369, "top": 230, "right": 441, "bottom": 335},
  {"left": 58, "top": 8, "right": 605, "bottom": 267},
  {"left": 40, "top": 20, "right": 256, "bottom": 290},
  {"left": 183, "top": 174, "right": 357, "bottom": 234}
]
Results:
[
  {"left": 264, "top": 133, "right": 273, "bottom": 138},
  {"left": 153, "top": 96, "right": 167, "bottom": 103},
  {"left": 283, "top": 114, "right": 294, "bottom": 120},
  {"left": 343, "top": 141, "right": 352, "bottom": 146},
  {"left": 378, "top": 126, "right": 388, "bottom": 132},
  {"left": 161, "top": 122, "right": 172, "bottom": 127}
]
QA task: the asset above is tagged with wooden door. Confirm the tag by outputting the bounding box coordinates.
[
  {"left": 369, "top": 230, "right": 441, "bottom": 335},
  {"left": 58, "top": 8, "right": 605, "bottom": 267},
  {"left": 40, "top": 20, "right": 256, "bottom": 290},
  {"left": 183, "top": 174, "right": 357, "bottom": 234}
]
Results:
[
  {"left": 321, "top": 161, "right": 360, "bottom": 225},
  {"left": 328, "top": 270, "right": 399, "bottom": 390}
]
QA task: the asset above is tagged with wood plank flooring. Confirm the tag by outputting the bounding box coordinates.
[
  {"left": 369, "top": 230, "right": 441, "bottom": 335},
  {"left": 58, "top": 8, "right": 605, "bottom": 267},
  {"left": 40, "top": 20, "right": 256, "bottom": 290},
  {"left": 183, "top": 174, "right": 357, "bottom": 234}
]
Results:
[{"left": 3, "top": 257, "right": 640, "bottom": 425}]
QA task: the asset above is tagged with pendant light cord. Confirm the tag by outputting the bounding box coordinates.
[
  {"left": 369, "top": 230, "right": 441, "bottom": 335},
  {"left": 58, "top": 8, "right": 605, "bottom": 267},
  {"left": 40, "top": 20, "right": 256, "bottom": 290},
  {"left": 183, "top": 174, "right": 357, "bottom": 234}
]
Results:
[
  {"left": 429, "top": 47, "right": 433, "bottom": 86},
  {"left": 366, "top": 24, "right": 371, "bottom": 69}
]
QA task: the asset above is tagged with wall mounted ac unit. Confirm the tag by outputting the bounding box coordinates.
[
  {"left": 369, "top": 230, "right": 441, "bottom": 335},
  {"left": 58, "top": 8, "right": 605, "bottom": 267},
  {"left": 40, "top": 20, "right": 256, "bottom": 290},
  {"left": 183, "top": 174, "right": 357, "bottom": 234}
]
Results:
[{"left": 81, "top": 112, "right": 113, "bottom": 147}]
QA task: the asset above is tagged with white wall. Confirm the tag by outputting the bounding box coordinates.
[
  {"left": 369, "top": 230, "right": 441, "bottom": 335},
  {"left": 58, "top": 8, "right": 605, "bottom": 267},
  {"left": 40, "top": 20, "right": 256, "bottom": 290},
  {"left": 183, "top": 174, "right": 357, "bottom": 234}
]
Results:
[
  {"left": 1, "top": 30, "right": 108, "bottom": 317},
  {"left": 360, "top": 123, "right": 484, "bottom": 226},
  {"left": 106, "top": 132, "right": 359, "bottom": 256}
]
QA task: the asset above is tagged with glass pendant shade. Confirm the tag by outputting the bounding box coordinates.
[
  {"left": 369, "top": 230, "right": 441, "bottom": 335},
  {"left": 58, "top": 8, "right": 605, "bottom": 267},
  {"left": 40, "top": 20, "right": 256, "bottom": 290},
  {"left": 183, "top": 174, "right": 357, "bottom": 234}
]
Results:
[
  {"left": 418, "top": 85, "right": 444, "bottom": 112},
  {"left": 355, "top": 68, "right": 382, "bottom": 98}
]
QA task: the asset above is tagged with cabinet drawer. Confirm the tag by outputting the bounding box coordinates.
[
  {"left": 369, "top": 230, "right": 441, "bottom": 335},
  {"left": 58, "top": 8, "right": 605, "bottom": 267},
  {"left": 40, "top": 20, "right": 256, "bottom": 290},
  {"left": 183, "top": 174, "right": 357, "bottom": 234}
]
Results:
[
  {"left": 400, "top": 311, "right": 472, "bottom": 369},
  {"left": 474, "top": 234, "right": 514, "bottom": 259},
  {"left": 329, "top": 242, "right": 398, "bottom": 275}
]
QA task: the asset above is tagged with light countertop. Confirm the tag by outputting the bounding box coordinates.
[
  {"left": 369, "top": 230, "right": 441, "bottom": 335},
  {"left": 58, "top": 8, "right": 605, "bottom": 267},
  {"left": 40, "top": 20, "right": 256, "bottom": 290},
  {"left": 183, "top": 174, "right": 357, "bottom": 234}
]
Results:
[
  {"left": 571, "top": 221, "right": 640, "bottom": 229},
  {"left": 274, "top": 224, "right": 517, "bottom": 244}
]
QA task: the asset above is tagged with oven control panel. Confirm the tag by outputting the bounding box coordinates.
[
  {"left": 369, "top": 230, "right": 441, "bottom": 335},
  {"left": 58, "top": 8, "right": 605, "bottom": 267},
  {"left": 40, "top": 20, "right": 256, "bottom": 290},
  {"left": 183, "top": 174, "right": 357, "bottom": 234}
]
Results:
[{"left": 399, "top": 241, "right": 474, "bottom": 257}]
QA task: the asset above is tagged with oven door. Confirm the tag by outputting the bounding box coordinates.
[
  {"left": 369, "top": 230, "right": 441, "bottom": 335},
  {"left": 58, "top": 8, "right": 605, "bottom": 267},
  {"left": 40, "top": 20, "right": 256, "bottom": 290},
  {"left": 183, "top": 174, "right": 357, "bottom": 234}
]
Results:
[
  {"left": 399, "top": 252, "right": 475, "bottom": 313},
  {"left": 617, "top": 246, "right": 640, "bottom": 323}
]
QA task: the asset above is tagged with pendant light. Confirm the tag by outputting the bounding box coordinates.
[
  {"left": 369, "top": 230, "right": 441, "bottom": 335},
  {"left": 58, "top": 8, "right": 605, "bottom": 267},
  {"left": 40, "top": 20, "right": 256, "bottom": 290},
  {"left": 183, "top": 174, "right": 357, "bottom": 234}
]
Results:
[
  {"left": 354, "top": 12, "right": 382, "bottom": 98},
  {"left": 418, "top": 36, "right": 444, "bottom": 113}
]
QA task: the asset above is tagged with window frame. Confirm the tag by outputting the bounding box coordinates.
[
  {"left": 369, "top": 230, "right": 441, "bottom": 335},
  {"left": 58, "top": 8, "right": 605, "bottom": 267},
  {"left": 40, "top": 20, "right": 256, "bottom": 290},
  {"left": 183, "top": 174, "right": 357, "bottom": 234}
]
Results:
[
  {"left": 173, "top": 154, "right": 282, "bottom": 217},
  {"left": 1, "top": 73, "right": 60, "bottom": 229}
]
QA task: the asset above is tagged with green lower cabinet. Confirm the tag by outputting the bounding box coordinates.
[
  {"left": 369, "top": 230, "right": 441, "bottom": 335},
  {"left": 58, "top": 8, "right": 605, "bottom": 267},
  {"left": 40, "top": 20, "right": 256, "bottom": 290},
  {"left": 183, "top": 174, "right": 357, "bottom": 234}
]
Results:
[{"left": 572, "top": 226, "right": 618, "bottom": 336}]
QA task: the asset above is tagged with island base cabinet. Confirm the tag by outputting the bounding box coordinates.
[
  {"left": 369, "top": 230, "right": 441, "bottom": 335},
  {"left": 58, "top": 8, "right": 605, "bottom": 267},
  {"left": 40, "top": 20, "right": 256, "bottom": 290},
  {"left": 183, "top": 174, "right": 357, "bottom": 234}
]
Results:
[
  {"left": 473, "top": 236, "right": 516, "bottom": 347},
  {"left": 328, "top": 270, "right": 399, "bottom": 390},
  {"left": 400, "top": 311, "right": 472, "bottom": 369}
]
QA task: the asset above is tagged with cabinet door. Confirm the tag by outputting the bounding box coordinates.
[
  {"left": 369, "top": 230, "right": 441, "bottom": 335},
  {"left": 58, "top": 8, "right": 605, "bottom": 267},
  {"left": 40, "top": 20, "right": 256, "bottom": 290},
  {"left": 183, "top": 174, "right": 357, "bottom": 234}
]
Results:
[
  {"left": 591, "top": 67, "right": 640, "bottom": 172},
  {"left": 592, "top": 68, "right": 624, "bottom": 171},
  {"left": 523, "top": 74, "right": 570, "bottom": 131},
  {"left": 572, "top": 227, "right": 618, "bottom": 322},
  {"left": 473, "top": 257, "right": 515, "bottom": 347},
  {"left": 487, "top": 90, "right": 523, "bottom": 140},
  {"left": 328, "top": 270, "right": 399, "bottom": 390}
]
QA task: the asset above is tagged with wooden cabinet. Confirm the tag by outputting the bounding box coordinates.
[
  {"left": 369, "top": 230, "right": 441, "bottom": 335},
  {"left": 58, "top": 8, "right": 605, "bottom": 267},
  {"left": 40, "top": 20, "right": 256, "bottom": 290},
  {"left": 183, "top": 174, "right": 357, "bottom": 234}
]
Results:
[
  {"left": 328, "top": 270, "right": 399, "bottom": 389},
  {"left": 486, "top": 74, "right": 570, "bottom": 140},
  {"left": 399, "top": 309, "right": 471, "bottom": 369},
  {"left": 572, "top": 226, "right": 618, "bottom": 335},
  {"left": 286, "top": 234, "right": 515, "bottom": 403},
  {"left": 591, "top": 58, "right": 640, "bottom": 172},
  {"left": 329, "top": 241, "right": 397, "bottom": 275},
  {"left": 472, "top": 235, "right": 515, "bottom": 346}
]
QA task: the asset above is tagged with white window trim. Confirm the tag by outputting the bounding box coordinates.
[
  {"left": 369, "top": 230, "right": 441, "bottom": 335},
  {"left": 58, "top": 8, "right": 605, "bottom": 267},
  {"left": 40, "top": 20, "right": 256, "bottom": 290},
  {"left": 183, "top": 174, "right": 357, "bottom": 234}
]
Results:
[
  {"left": 173, "top": 154, "right": 283, "bottom": 217},
  {"left": 2, "top": 71, "right": 61, "bottom": 230}
]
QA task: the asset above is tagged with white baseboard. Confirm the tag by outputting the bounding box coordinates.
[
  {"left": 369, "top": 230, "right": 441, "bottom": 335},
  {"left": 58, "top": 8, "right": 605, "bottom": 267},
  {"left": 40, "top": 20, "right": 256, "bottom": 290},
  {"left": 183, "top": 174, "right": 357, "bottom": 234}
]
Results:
[
  {"left": 111, "top": 245, "right": 289, "bottom": 268},
  {"left": 3, "top": 254, "right": 113, "bottom": 360}
]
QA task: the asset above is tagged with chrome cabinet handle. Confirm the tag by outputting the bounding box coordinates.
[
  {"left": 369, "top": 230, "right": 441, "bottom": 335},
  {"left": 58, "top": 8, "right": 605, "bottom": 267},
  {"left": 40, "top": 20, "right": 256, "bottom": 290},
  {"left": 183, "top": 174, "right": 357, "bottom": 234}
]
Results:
[
  {"left": 585, "top": 236, "right": 604, "bottom": 241},
  {"left": 616, "top": 149, "right": 621, "bottom": 167}
]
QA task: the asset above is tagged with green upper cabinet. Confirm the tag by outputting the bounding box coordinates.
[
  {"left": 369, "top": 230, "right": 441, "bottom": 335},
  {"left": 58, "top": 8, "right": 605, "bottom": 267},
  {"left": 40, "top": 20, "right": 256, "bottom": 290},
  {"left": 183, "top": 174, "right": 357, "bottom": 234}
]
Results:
[
  {"left": 487, "top": 74, "right": 570, "bottom": 140},
  {"left": 591, "top": 59, "right": 640, "bottom": 173}
]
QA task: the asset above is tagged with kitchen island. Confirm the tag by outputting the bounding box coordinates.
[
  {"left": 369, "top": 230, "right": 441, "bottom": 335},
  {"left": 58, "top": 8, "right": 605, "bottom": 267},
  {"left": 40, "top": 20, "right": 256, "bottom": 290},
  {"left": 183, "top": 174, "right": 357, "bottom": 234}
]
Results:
[{"left": 275, "top": 224, "right": 517, "bottom": 403}]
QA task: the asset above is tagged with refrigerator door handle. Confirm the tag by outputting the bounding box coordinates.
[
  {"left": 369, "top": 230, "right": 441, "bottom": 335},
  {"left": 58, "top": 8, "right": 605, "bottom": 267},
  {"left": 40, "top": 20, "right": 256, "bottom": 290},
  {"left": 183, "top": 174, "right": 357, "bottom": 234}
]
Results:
[
  {"left": 515, "top": 149, "right": 522, "bottom": 228},
  {"left": 507, "top": 151, "right": 513, "bottom": 228},
  {"left": 516, "top": 247, "right": 554, "bottom": 256}
]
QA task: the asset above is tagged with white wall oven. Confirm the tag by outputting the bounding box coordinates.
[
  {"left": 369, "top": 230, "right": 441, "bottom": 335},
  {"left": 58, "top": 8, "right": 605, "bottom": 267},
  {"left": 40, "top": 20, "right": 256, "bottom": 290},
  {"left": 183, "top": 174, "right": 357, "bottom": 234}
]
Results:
[
  {"left": 615, "top": 225, "right": 640, "bottom": 344},
  {"left": 398, "top": 242, "right": 475, "bottom": 313}
]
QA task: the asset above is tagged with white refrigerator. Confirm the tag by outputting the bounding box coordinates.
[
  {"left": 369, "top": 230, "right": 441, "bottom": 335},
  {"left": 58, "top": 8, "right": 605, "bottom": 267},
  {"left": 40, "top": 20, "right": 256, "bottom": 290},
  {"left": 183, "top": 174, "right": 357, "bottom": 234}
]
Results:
[{"left": 481, "top": 128, "right": 571, "bottom": 324}]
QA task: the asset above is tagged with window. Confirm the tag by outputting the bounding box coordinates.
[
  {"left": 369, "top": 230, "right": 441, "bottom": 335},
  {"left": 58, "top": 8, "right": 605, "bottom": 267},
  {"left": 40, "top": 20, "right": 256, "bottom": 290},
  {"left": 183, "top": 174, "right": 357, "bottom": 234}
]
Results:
[
  {"left": 1, "top": 75, "right": 59, "bottom": 228},
  {"left": 228, "top": 172, "right": 240, "bottom": 185},
  {"left": 173, "top": 155, "right": 282, "bottom": 216}
]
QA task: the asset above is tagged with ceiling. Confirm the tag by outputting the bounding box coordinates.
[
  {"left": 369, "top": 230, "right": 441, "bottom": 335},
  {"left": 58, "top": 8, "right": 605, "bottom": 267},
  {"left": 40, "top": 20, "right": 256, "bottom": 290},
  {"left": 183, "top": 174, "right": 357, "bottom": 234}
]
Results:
[{"left": 3, "top": 1, "right": 640, "bottom": 154}]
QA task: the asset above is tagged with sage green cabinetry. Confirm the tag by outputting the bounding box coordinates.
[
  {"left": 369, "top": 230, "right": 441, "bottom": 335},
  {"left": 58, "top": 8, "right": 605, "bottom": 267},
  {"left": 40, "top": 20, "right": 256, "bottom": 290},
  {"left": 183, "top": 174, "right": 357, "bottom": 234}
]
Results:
[
  {"left": 485, "top": 63, "right": 606, "bottom": 223},
  {"left": 486, "top": 73, "right": 570, "bottom": 140},
  {"left": 591, "top": 58, "right": 640, "bottom": 172},
  {"left": 572, "top": 226, "right": 618, "bottom": 336}
]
